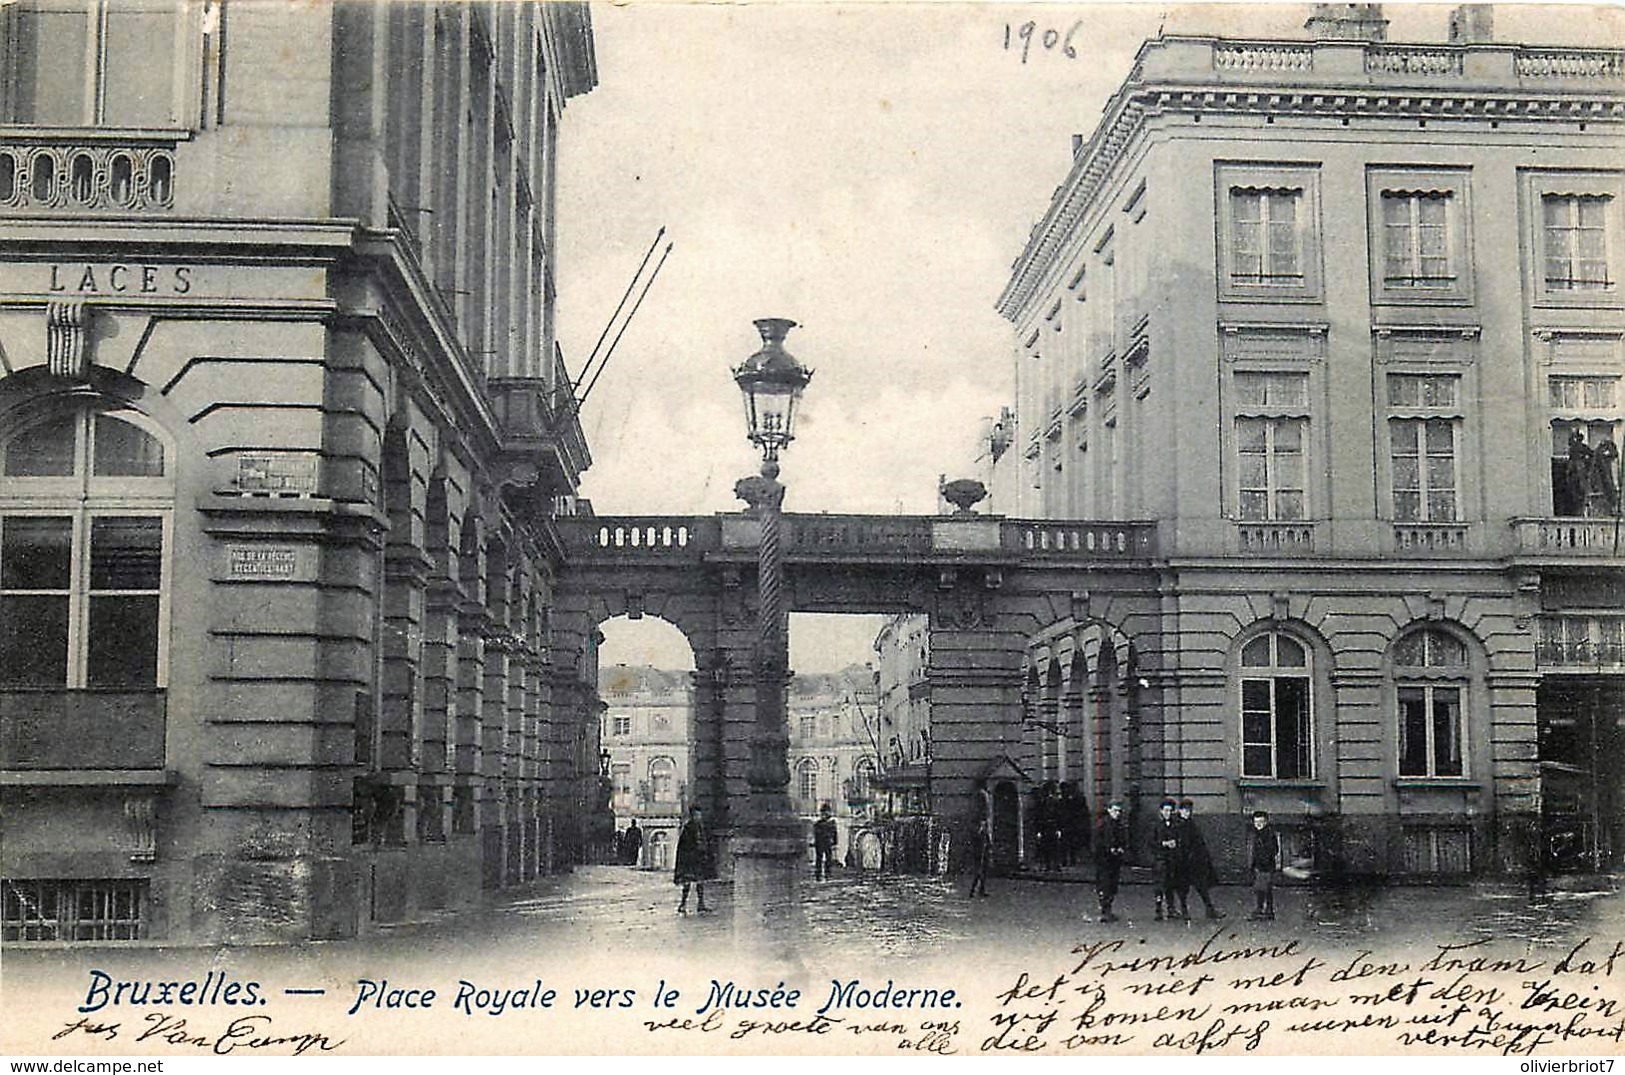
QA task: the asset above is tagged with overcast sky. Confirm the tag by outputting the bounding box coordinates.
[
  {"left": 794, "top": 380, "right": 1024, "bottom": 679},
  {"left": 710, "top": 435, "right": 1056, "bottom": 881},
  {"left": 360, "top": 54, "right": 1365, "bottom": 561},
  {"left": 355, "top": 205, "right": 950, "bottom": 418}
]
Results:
[{"left": 556, "top": 1, "right": 1618, "bottom": 669}]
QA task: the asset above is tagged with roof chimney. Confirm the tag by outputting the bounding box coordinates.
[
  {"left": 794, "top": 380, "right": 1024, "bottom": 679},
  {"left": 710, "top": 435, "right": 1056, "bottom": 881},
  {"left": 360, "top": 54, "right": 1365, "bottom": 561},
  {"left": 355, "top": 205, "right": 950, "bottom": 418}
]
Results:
[
  {"left": 1071, "top": 133, "right": 1084, "bottom": 157},
  {"left": 1304, "top": 3, "right": 1389, "bottom": 41},
  {"left": 1447, "top": 4, "right": 1494, "bottom": 44}
]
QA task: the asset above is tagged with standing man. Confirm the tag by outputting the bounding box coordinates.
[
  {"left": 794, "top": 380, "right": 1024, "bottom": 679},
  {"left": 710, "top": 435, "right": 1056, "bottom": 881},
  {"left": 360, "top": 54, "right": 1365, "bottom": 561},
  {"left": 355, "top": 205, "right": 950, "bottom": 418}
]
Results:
[
  {"left": 1094, "top": 800, "right": 1127, "bottom": 922},
  {"left": 1177, "top": 799, "right": 1224, "bottom": 920},
  {"left": 674, "top": 805, "right": 713, "bottom": 914},
  {"left": 813, "top": 802, "right": 838, "bottom": 881},
  {"left": 1249, "top": 810, "right": 1280, "bottom": 921},
  {"left": 967, "top": 810, "right": 993, "bottom": 898},
  {"left": 1152, "top": 798, "right": 1184, "bottom": 921},
  {"left": 623, "top": 818, "right": 643, "bottom": 867}
]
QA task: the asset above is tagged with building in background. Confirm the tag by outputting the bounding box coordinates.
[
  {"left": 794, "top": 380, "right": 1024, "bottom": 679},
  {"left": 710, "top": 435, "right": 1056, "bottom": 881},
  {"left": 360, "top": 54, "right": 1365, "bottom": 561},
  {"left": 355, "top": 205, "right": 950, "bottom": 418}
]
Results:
[
  {"left": 600, "top": 665, "right": 692, "bottom": 868},
  {"left": 0, "top": 1, "right": 606, "bottom": 943},
  {"left": 994, "top": 4, "right": 1624, "bottom": 877},
  {"left": 866, "top": 615, "right": 939, "bottom": 871},
  {"left": 788, "top": 666, "right": 877, "bottom": 867}
]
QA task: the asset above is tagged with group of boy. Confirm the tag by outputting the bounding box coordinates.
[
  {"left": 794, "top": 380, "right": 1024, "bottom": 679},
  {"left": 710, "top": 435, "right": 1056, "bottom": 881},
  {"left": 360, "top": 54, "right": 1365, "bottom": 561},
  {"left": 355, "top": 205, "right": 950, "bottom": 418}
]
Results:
[{"left": 1093, "top": 799, "right": 1280, "bottom": 922}]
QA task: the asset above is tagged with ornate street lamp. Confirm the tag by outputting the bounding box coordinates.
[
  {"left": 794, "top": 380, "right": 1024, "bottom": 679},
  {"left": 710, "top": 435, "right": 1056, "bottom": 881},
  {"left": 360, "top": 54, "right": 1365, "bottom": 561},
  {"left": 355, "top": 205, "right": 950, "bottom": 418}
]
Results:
[{"left": 731, "top": 318, "right": 813, "bottom": 938}]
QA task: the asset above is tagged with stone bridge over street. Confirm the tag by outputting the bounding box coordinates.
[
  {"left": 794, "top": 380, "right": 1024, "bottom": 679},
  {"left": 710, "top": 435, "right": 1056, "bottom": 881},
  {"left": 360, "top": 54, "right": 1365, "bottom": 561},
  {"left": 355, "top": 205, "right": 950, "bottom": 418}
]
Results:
[{"left": 553, "top": 511, "right": 1167, "bottom": 860}]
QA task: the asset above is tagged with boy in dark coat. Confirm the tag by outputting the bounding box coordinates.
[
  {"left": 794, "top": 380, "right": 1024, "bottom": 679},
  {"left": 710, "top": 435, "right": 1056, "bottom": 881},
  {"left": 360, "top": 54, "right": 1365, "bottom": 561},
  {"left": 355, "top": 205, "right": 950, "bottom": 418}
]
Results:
[
  {"left": 1152, "top": 798, "right": 1184, "bottom": 921},
  {"left": 674, "top": 805, "right": 713, "bottom": 913},
  {"left": 1248, "top": 810, "right": 1280, "bottom": 920},
  {"left": 813, "top": 803, "right": 838, "bottom": 880},
  {"left": 1094, "top": 800, "right": 1127, "bottom": 922},
  {"left": 1177, "top": 799, "right": 1224, "bottom": 920}
]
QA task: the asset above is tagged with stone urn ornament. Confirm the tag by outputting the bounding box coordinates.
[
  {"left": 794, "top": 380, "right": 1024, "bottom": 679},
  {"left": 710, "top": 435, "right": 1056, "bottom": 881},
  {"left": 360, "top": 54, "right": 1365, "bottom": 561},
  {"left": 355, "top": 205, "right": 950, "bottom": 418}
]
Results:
[{"left": 941, "top": 478, "right": 989, "bottom": 515}]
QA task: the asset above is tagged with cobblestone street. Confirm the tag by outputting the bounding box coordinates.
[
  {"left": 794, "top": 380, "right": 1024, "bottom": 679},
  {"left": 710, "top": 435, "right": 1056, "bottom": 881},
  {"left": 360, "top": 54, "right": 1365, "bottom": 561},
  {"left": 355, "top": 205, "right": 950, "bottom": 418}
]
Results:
[{"left": 8, "top": 865, "right": 1624, "bottom": 1057}]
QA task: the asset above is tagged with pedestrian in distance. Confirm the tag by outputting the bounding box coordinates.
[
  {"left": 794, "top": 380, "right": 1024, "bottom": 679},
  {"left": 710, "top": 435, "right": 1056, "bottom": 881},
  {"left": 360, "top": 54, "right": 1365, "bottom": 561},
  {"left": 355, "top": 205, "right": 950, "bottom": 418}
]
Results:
[
  {"left": 813, "top": 802, "right": 838, "bottom": 881},
  {"left": 674, "top": 804, "right": 714, "bottom": 914},
  {"left": 1152, "top": 798, "right": 1185, "bottom": 921},
  {"left": 623, "top": 818, "right": 643, "bottom": 866},
  {"left": 1176, "top": 799, "right": 1224, "bottom": 920},
  {"left": 967, "top": 811, "right": 993, "bottom": 898},
  {"left": 1248, "top": 810, "right": 1280, "bottom": 921},
  {"left": 1094, "top": 800, "right": 1128, "bottom": 922},
  {"left": 1061, "top": 781, "right": 1090, "bottom": 868},
  {"left": 1031, "top": 782, "right": 1058, "bottom": 872}
]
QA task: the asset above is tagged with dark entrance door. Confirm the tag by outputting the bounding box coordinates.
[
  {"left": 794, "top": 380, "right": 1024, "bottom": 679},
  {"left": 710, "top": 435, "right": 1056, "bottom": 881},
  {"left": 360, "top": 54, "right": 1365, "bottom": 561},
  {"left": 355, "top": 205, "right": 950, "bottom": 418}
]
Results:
[
  {"left": 992, "top": 781, "right": 1021, "bottom": 873},
  {"left": 1538, "top": 678, "right": 1624, "bottom": 872}
]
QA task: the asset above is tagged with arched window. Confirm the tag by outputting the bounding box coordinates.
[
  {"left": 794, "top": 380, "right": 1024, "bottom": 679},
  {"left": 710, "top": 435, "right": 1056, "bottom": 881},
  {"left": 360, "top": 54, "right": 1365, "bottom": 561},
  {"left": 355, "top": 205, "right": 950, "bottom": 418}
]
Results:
[
  {"left": 853, "top": 758, "right": 876, "bottom": 800},
  {"left": 648, "top": 757, "right": 675, "bottom": 803},
  {"left": 1393, "top": 628, "right": 1468, "bottom": 778},
  {"left": 1239, "top": 631, "right": 1312, "bottom": 779},
  {"left": 0, "top": 405, "right": 171, "bottom": 688},
  {"left": 797, "top": 758, "right": 819, "bottom": 802}
]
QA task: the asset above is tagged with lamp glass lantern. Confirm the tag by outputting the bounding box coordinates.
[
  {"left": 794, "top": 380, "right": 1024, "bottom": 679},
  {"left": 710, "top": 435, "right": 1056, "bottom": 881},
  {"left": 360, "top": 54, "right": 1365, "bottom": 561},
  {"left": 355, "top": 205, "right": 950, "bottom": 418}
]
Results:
[{"left": 733, "top": 318, "right": 813, "bottom": 463}]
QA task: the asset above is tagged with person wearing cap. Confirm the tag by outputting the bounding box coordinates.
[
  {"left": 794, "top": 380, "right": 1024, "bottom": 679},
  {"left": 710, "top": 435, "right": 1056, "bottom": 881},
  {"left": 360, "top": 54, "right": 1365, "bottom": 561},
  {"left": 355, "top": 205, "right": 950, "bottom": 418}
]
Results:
[
  {"left": 1176, "top": 799, "right": 1224, "bottom": 920},
  {"left": 1151, "top": 798, "right": 1185, "bottom": 921},
  {"left": 813, "top": 802, "right": 838, "bottom": 881},
  {"left": 1248, "top": 810, "right": 1280, "bottom": 920},
  {"left": 1094, "top": 800, "right": 1128, "bottom": 922}
]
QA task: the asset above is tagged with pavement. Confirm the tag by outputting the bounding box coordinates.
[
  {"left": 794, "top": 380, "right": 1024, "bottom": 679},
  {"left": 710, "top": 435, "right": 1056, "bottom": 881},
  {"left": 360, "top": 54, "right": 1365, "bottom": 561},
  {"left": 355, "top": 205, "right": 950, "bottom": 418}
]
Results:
[{"left": 5, "top": 865, "right": 1623, "bottom": 1057}]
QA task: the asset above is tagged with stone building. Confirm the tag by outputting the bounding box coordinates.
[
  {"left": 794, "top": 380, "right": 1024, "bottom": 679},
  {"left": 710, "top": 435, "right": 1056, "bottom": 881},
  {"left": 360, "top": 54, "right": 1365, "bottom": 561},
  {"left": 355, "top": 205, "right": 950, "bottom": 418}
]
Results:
[
  {"left": 600, "top": 665, "right": 693, "bottom": 868},
  {"left": 787, "top": 666, "right": 876, "bottom": 865},
  {"left": 993, "top": 5, "right": 1625, "bottom": 877},
  {"left": 0, "top": 1, "right": 606, "bottom": 943}
]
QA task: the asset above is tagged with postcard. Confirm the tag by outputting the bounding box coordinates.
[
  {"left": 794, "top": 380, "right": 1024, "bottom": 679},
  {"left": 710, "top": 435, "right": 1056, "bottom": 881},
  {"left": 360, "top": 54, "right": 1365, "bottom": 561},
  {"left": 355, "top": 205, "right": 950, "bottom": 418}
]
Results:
[{"left": 1, "top": 0, "right": 1622, "bottom": 1063}]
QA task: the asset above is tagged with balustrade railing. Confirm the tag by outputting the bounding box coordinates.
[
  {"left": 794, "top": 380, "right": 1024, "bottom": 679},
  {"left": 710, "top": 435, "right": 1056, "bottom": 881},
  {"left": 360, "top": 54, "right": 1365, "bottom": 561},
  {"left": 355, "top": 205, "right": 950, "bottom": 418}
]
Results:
[
  {"left": 1513, "top": 517, "right": 1625, "bottom": 556},
  {"left": 0, "top": 135, "right": 177, "bottom": 212},
  {"left": 1515, "top": 48, "right": 1625, "bottom": 80},
  {"left": 1011, "top": 521, "right": 1157, "bottom": 557},
  {"left": 1212, "top": 43, "right": 1313, "bottom": 72},
  {"left": 1393, "top": 522, "right": 1469, "bottom": 553},
  {"left": 1237, "top": 522, "right": 1315, "bottom": 555},
  {"left": 563, "top": 515, "right": 1161, "bottom": 562},
  {"left": 1366, "top": 48, "right": 1463, "bottom": 76}
]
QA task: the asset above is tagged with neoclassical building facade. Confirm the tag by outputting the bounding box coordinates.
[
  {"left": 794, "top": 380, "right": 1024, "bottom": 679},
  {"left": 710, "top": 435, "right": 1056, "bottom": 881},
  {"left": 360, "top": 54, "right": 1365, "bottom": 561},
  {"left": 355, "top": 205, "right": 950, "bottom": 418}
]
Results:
[
  {"left": 1, "top": 1, "right": 606, "bottom": 943},
  {"left": 994, "top": 6, "right": 1624, "bottom": 876}
]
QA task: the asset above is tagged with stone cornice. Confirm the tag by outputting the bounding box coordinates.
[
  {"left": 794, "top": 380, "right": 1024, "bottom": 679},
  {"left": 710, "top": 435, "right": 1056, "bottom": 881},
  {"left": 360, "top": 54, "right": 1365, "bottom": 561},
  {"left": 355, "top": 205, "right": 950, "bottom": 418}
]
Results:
[{"left": 997, "top": 39, "right": 1625, "bottom": 325}]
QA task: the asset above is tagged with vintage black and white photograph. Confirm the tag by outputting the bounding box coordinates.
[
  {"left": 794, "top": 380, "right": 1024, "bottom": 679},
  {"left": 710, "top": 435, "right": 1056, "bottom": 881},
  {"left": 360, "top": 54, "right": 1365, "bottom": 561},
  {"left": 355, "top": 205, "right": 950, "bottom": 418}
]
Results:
[{"left": 1, "top": 0, "right": 1623, "bottom": 1061}]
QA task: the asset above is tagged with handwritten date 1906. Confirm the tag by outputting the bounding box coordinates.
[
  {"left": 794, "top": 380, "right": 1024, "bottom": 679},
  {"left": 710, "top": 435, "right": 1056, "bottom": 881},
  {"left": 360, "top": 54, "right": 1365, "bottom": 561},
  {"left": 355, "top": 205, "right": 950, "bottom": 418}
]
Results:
[{"left": 1004, "top": 19, "right": 1086, "bottom": 64}]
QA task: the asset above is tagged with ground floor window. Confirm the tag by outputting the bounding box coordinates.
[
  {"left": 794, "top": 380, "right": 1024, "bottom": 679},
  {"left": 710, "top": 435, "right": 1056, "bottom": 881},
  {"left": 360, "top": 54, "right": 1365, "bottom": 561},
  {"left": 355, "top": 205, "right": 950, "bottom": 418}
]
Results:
[
  {"left": 1402, "top": 826, "right": 1472, "bottom": 874},
  {"left": 2, "top": 878, "right": 146, "bottom": 941}
]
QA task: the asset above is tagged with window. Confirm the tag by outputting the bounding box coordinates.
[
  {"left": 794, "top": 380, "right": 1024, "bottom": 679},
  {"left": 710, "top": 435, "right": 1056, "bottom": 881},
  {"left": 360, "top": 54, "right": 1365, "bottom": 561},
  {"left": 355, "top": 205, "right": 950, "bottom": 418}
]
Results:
[
  {"left": 1388, "top": 374, "right": 1461, "bottom": 522},
  {"left": 648, "top": 757, "right": 674, "bottom": 803},
  {"left": 853, "top": 758, "right": 876, "bottom": 801},
  {"left": 1393, "top": 629, "right": 1468, "bottom": 778},
  {"left": 1234, "top": 372, "right": 1308, "bottom": 521},
  {"left": 1381, "top": 192, "right": 1453, "bottom": 288},
  {"left": 797, "top": 759, "right": 819, "bottom": 802},
  {"left": 1543, "top": 195, "right": 1613, "bottom": 291},
  {"left": 1538, "top": 616, "right": 1625, "bottom": 668},
  {"left": 798, "top": 714, "right": 816, "bottom": 740},
  {"left": 1230, "top": 188, "right": 1302, "bottom": 285},
  {"left": 2, "top": 0, "right": 179, "bottom": 127},
  {"left": 1239, "top": 632, "right": 1312, "bottom": 780},
  {"left": 610, "top": 763, "right": 632, "bottom": 810},
  {"left": 1548, "top": 375, "right": 1621, "bottom": 517},
  {"left": 3, "top": 879, "right": 145, "bottom": 941},
  {"left": 0, "top": 407, "right": 170, "bottom": 688},
  {"left": 1403, "top": 827, "right": 1472, "bottom": 874},
  {"left": 610, "top": 714, "right": 631, "bottom": 737}
]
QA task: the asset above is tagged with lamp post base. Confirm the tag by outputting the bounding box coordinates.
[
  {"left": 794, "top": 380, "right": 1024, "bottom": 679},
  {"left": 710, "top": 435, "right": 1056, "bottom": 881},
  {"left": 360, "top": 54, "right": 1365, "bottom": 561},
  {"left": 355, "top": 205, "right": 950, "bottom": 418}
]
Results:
[{"left": 730, "top": 800, "right": 806, "bottom": 968}]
